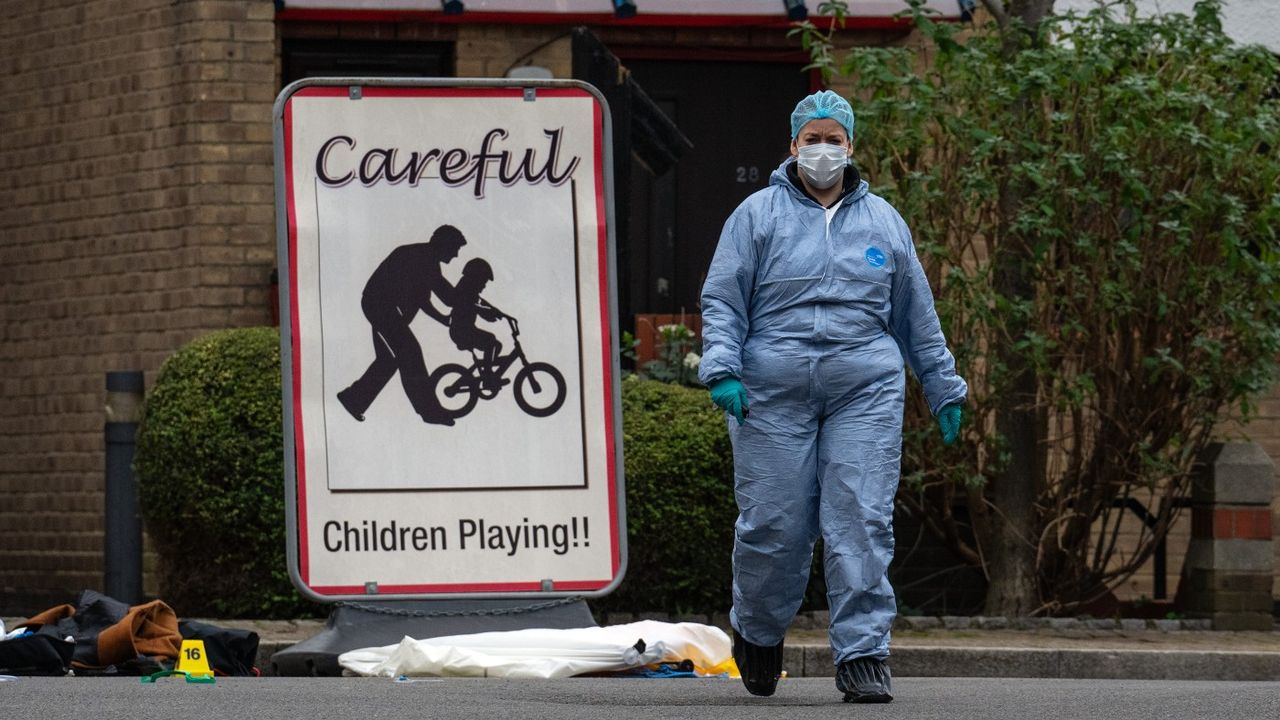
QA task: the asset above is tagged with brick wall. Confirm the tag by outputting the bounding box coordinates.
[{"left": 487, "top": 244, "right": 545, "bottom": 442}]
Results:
[
  {"left": 0, "top": 0, "right": 277, "bottom": 615},
  {"left": 1105, "top": 505, "right": 1192, "bottom": 605},
  {"left": 1220, "top": 391, "right": 1280, "bottom": 603},
  {"left": 457, "top": 24, "right": 572, "bottom": 78},
  {"left": 1068, "top": 387, "right": 1280, "bottom": 608}
]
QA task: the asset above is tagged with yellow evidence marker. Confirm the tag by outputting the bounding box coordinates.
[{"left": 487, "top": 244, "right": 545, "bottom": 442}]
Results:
[{"left": 141, "top": 639, "right": 216, "bottom": 684}]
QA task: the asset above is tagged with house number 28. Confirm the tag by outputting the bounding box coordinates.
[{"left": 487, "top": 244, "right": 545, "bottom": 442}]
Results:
[{"left": 736, "top": 166, "right": 760, "bottom": 183}]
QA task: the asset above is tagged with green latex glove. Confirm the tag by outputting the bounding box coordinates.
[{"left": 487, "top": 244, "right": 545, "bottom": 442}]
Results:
[
  {"left": 937, "top": 403, "right": 963, "bottom": 446},
  {"left": 709, "top": 377, "right": 749, "bottom": 425}
]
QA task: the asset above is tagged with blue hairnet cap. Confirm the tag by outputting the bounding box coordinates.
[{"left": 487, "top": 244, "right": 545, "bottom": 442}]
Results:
[{"left": 790, "top": 90, "right": 855, "bottom": 140}]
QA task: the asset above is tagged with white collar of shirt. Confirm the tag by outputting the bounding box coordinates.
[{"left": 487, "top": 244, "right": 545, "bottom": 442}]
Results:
[{"left": 824, "top": 197, "right": 845, "bottom": 226}]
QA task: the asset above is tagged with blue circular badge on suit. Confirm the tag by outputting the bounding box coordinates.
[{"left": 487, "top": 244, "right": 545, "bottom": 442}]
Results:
[{"left": 865, "top": 247, "right": 886, "bottom": 268}]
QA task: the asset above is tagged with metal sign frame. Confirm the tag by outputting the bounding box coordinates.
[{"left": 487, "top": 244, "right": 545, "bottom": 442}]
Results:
[{"left": 273, "top": 77, "right": 626, "bottom": 602}]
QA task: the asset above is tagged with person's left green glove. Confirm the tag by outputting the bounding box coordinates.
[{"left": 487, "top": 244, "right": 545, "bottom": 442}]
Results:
[
  {"left": 709, "top": 377, "right": 749, "bottom": 425},
  {"left": 937, "top": 402, "right": 963, "bottom": 446}
]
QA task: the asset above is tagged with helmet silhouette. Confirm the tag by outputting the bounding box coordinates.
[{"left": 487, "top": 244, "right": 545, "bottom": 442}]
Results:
[{"left": 461, "top": 258, "right": 494, "bottom": 283}]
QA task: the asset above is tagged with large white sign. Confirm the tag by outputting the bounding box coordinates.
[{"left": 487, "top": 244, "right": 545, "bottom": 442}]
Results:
[{"left": 275, "top": 80, "right": 623, "bottom": 599}]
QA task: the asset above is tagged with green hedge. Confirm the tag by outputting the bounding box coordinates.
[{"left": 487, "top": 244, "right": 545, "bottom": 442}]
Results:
[
  {"left": 136, "top": 327, "right": 319, "bottom": 618},
  {"left": 135, "top": 329, "right": 740, "bottom": 617},
  {"left": 597, "top": 376, "right": 737, "bottom": 615}
]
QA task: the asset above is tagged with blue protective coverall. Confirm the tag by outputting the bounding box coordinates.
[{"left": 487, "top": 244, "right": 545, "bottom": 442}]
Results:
[{"left": 698, "top": 159, "right": 967, "bottom": 664}]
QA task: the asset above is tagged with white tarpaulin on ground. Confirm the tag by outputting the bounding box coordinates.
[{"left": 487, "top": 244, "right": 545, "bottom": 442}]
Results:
[{"left": 337, "top": 621, "right": 733, "bottom": 679}]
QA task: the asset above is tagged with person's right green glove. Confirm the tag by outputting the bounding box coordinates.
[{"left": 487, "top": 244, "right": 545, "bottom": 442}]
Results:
[
  {"left": 709, "top": 377, "right": 749, "bottom": 425},
  {"left": 937, "top": 402, "right": 963, "bottom": 446}
]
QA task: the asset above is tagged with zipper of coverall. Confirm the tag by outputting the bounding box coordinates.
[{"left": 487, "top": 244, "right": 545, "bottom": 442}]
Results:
[{"left": 815, "top": 197, "right": 846, "bottom": 344}]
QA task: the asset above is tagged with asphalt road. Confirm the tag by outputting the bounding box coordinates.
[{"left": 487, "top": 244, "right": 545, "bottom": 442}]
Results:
[{"left": 5, "top": 677, "right": 1279, "bottom": 719}]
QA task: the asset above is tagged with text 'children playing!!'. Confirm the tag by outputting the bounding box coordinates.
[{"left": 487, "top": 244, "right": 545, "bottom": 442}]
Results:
[{"left": 321, "top": 516, "right": 591, "bottom": 557}]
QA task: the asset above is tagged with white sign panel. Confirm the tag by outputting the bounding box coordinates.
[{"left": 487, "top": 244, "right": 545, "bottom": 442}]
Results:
[{"left": 275, "top": 80, "right": 623, "bottom": 599}]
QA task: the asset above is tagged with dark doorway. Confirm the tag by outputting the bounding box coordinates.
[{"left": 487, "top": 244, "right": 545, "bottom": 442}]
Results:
[
  {"left": 622, "top": 60, "right": 811, "bottom": 317},
  {"left": 281, "top": 39, "right": 454, "bottom": 87}
]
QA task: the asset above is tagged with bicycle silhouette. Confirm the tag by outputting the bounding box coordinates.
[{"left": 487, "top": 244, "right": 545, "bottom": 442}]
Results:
[{"left": 427, "top": 314, "right": 567, "bottom": 419}]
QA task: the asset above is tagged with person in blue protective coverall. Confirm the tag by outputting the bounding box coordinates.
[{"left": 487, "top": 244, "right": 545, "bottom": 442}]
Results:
[{"left": 699, "top": 90, "right": 967, "bottom": 703}]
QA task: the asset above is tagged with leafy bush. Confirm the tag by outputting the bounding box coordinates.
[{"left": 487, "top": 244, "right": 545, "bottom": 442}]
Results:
[
  {"left": 594, "top": 376, "right": 737, "bottom": 615},
  {"left": 136, "top": 327, "right": 319, "bottom": 618},
  {"left": 800, "top": 0, "right": 1280, "bottom": 612}
]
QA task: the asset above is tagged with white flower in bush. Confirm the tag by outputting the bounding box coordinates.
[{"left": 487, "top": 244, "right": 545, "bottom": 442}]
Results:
[
  {"left": 657, "top": 323, "right": 693, "bottom": 341},
  {"left": 683, "top": 352, "right": 701, "bottom": 369}
]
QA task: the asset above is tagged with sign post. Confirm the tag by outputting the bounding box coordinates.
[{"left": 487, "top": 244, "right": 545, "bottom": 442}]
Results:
[{"left": 273, "top": 79, "right": 624, "bottom": 602}]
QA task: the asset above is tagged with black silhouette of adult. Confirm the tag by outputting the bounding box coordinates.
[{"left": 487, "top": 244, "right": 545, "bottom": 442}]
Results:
[{"left": 336, "top": 225, "right": 465, "bottom": 426}]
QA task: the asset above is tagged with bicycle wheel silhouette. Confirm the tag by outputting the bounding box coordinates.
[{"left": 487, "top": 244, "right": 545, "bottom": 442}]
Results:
[
  {"left": 429, "top": 363, "right": 480, "bottom": 418},
  {"left": 514, "top": 362, "right": 566, "bottom": 417}
]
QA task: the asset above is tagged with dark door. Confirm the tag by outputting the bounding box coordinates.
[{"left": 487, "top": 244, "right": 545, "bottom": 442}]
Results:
[
  {"left": 281, "top": 39, "right": 454, "bottom": 86},
  {"left": 623, "top": 60, "right": 811, "bottom": 316}
]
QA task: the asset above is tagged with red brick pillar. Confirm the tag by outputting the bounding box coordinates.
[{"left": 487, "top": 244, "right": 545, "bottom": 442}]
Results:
[{"left": 1184, "top": 442, "right": 1276, "bottom": 630}]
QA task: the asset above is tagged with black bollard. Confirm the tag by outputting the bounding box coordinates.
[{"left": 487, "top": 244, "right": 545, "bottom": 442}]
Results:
[{"left": 104, "top": 370, "right": 145, "bottom": 604}]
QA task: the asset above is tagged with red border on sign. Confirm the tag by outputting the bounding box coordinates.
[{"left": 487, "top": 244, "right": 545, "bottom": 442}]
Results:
[
  {"left": 290, "top": 87, "right": 592, "bottom": 98},
  {"left": 283, "top": 100, "right": 312, "bottom": 587},
  {"left": 591, "top": 99, "right": 620, "bottom": 580},
  {"left": 283, "top": 85, "right": 620, "bottom": 596}
]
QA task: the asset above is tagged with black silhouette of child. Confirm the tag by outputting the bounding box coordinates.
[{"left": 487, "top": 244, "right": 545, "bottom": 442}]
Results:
[{"left": 449, "top": 258, "right": 505, "bottom": 390}]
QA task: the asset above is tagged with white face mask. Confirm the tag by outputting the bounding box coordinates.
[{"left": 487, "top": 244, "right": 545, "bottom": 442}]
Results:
[{"left": 796, "top": 143, "right": 848, "bottom": 189}]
